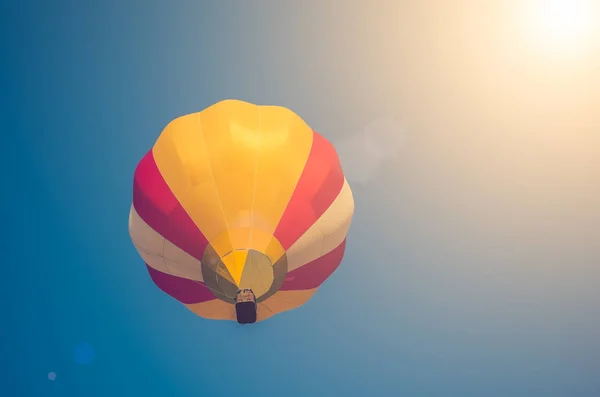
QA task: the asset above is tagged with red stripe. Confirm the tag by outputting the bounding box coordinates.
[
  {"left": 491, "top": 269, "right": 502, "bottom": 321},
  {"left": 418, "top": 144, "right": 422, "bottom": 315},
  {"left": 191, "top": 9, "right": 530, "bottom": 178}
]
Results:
[
  {"left": 132, "top": 150, "right": 209, "bottom": 260},
  {"left": 145, "top": 265, "right": 216, "bottom": 304},
  {"left": 274, "top": 131, "right": 344, "bottom": 250},
  {"left": 280, "top": 239, "right": 346, "bottom": 291}
]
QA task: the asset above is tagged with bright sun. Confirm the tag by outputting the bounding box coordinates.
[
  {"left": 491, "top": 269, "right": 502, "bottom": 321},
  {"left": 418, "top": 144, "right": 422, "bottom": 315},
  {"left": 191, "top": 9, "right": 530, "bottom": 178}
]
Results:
[
  {"left": 538, "top": 0, "right": 590, "bottom": 39},
  {"left": 524, "top": 0, "right": 597, "bottom": 56}
]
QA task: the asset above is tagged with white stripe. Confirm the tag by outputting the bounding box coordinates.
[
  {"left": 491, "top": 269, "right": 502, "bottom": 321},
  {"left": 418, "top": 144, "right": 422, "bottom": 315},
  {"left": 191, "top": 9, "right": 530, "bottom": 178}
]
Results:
[
  {"left": 128, "top": 205, "right": 204, "bottom": 281},
  {"left": 285, "top": 179, "right": 354, "bottom": 272}
]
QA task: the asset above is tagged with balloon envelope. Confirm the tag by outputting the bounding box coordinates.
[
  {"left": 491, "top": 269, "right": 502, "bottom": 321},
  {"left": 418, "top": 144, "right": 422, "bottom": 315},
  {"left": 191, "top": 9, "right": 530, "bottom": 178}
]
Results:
[{"left": 129, "top": 99, "right": 354, "bottom": 322}]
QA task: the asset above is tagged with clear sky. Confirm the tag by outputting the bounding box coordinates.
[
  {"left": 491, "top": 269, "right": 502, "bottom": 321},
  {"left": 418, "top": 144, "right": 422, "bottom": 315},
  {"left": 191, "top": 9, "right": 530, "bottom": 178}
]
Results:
[{"left": 3, "top": 1, "right": 600, "bottom": 396}]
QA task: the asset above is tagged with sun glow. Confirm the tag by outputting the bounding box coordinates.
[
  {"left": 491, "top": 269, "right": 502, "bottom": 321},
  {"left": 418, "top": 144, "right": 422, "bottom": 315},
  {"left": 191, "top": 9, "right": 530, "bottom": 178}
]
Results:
[
  {"left": 538, "top": 0, "right": 590, "bottom": 40},
  {"left": 523, "top": 0, "right": 597, "bottom": 57}
]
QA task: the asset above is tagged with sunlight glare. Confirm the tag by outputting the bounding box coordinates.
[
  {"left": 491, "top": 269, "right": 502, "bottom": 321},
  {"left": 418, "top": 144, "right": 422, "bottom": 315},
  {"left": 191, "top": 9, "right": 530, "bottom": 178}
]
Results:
[
  {"left": 523, "top": 0, "right": 598, "bottom": 58},
  {"left": 538, "top": 0, "right": 590, "bottom": 40}
]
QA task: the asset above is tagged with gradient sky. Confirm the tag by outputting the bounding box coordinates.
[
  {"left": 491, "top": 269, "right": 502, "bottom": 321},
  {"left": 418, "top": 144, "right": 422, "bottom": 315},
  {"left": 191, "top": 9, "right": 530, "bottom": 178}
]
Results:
[{"left": 3, "top": 1, "right": 600, "bottom": 396}]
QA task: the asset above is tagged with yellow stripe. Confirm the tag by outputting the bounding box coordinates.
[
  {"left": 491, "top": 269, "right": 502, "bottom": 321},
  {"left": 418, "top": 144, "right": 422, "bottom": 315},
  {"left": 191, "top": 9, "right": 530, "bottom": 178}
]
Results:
[
  {"left": 185, "top": 299, "right": 235, "bottom": 320},
  {"left": 152, "top": 100, "right": 313, "bottom": 284},
  {"left": 184, "top": 287, "right": 318, "bottom": 322},
  {"left": 257, "top": 288, "right": 318, "bottom": 321}
]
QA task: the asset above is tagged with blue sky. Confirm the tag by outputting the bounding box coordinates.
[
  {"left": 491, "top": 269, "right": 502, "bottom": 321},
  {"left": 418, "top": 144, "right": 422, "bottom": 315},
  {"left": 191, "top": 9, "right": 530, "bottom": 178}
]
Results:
[{"left": 3, "top": 1, "right": 600, "bottom": 396}]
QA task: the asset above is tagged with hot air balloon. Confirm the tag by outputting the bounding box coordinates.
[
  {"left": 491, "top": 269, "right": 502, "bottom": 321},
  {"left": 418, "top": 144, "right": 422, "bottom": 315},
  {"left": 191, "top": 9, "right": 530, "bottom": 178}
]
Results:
[{"left": 128, "top": 99, "right": 354, "bottom": 323}]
